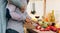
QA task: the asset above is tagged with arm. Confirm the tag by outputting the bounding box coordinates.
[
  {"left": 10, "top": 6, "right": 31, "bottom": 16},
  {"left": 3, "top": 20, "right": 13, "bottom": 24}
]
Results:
[
  {"left": 26, "top": 12, "right": 31, "bottom": 19},
  {"left": 7, "top": 4, "right": 23, "bottom": 21},
  {"left": 26, "top": 12, "right": 38, "bottom": 23},
  {"left": 25, "top": 12, "right": 32, "bottom": 22}
]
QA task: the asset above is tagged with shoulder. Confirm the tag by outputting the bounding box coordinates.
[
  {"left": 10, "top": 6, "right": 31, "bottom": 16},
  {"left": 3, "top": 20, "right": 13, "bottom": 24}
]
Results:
[
  {"left": 6, "top": 4, "right": 16, "bottom": 10},
  {"left": 6, "top": 4, "right": 16, "bottom": 12},
  {"left": 6, "top": 4, "right": 16, "bottom": 8}
]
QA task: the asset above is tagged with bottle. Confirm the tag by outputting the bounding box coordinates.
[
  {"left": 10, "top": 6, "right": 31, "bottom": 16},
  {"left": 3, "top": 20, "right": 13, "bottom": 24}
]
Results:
[
  {"left": 31, "top": 3, "right": 36, "bottom": 14},
  {"left": 50, "top": 10, "right": 55, "bottom": 22}
]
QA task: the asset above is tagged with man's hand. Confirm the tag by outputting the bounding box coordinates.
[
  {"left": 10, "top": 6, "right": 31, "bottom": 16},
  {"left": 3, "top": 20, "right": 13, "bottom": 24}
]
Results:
[
  {"left": 25, "top": 17, "right": 38, "bottom": 24},
  {"left": 25, "top": 17, "right": 31, "bottom": 23}
]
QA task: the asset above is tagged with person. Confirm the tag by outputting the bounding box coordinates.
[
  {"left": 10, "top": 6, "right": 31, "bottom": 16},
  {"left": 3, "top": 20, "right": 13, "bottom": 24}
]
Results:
[{"left": 6, "top": 0, "right": 31, "bottom": 33}]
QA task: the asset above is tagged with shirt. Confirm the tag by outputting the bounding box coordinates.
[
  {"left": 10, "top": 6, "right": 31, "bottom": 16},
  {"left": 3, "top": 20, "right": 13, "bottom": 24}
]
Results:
[{"left": 6, "top": 4, "right": 30, "bottom": 33}]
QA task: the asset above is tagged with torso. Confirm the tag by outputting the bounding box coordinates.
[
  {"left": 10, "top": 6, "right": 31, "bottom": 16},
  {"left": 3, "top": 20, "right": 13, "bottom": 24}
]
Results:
[{"left": 7, "top": 7, "right": 27, "bottom": 33}]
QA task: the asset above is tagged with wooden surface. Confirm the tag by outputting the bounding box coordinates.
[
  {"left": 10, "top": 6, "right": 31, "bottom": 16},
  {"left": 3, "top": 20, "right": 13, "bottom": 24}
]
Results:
[
  {"left": 33, "top": 29, "right": 56, "bottom": 33},
  {"left": 24, "top": 22, "right": 36, "bottom": 33},
  {"left": 24, "top": 22, "right": 56, "bottom": 33},
  {"left": 24, "top": 22, "right": 35, "bottom": 29}
]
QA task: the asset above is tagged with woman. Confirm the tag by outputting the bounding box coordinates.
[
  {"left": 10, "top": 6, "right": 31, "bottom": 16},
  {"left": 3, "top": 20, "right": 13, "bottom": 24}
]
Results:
[{"left": 6, "top": 0, "right": 31, "bottom": 33}]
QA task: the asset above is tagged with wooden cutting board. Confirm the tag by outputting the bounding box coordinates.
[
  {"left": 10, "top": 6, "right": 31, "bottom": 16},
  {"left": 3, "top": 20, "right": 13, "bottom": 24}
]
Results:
[{"left": 24, "top": 22, "right": 35, "bottom": 29}]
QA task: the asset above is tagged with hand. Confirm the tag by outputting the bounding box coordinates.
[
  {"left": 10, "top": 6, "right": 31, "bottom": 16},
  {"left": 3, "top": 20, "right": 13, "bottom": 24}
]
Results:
[
  {"left": 31, "top": 20, "right": 38, "bottom": 23},
  {"left": 25, "top": 17, "right": 31, "bottom": 23}
]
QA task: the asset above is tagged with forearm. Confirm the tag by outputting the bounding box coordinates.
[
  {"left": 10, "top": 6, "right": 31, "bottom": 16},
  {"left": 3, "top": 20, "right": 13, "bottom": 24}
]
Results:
[{"left": 10, "top": 12, "right": 25, "bottom": 21}]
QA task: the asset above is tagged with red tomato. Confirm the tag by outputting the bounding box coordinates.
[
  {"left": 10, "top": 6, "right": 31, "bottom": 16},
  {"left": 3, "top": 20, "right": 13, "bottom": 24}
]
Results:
[
  {"left": 45, "top": 27, "right": 50, "bottom": 31},
  {"left": 53, "top": 28, "right": 57, "bottom": 32},
  {"left": 50, "top": 26, "right": 57, "bottom": 32},
  {"left": 50, "top": 26, "right": 54, "bottom": 29},
  {"left": 57, "top": 28, "right": 60, "bottom": 30}
]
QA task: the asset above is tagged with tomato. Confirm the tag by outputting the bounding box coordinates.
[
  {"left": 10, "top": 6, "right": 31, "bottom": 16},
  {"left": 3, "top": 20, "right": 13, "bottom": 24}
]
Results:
[
  {"left": 45, "top": 26, "right": 50, "bottom": 31},
  {"left": 50, "top": 26, "right": 57, "bottom": 32}
]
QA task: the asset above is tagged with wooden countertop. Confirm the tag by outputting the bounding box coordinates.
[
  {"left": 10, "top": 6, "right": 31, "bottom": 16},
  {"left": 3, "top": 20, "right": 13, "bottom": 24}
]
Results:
[
  {"left": 24, "top": 22, "right": 35, "bottom": 29},
  {"left": 24, "top": 22, "right": 56, "bottom": 33}
]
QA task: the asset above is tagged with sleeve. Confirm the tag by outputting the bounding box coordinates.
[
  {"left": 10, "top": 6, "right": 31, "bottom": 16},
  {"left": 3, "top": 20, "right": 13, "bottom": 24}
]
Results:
[{"left": 7, "top": 4, "right": 23, "bottom": 21}]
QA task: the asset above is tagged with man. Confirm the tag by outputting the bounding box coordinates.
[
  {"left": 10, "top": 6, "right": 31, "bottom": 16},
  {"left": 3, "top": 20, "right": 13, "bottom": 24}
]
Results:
[{"left": 6, "top": 0, "right": 31, "bottom": 33}]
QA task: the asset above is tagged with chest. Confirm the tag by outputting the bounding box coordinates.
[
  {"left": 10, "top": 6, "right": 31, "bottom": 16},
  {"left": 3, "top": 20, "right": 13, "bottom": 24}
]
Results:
[{"left": 15, "top": 8, "right": 27, "bottom": 18}]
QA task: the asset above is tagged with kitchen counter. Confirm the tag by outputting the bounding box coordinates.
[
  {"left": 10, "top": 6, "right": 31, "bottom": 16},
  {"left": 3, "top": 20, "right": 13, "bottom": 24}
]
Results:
[{"left": 24, "top": 22, "right": 56, "bottom": 33}]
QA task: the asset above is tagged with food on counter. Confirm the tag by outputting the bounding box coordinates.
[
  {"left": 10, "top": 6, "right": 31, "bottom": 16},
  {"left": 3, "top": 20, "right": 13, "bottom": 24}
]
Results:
[
  {"left": 36, "top": 25, "right": 41, "bottom": 30},
  {"left": 55, "top": 24, "right": 60, "bottom": 28},
  {"left": 44, "top": 17, "right": 49, "bottom": 22},
  {"left": 43, "top": 10, "right": 55, "bottom": 23},
  {"left": 50, "top": 26, "right": 57, "bottom": 32},
  {"left": 32, "top": 17, "right": 38, "bottom": 22},
  {"left": 42, "top": 22, "right": 49, "bottom": 28},
  {"left": 44, "top": 26, "right": 50, "bottom": 31},
  {"left": 40, "top": 28, "right": 45, "bottom": 31},
  {"left": 48, "top": 10, "right": 55, "bottom": 22}
]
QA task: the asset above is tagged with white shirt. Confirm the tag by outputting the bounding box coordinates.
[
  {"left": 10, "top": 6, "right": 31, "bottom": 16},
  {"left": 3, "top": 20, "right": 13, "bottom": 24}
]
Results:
[{"left": 6, "top": 4, "right": 30, "bottom": 33}]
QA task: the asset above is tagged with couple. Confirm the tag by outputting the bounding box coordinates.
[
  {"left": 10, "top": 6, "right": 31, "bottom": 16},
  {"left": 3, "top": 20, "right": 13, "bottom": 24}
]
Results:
[{"left": 6, "top": 0, "right": 31, "bottom": 33}]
